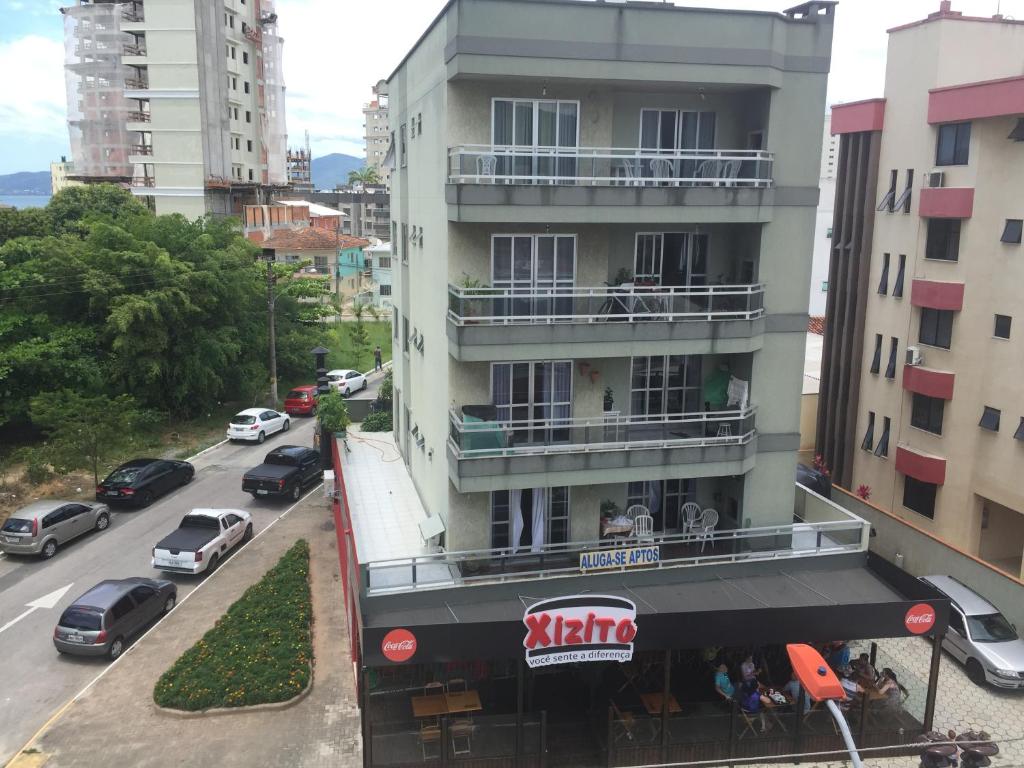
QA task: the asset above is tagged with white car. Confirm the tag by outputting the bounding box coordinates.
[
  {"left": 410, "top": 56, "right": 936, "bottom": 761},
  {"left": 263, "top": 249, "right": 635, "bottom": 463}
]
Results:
[
  {"left": 326, "top": 369, "right": 367, "bottom": 396},
  {"left": 152, "top": 509, "right": 253, "bottom": 575},
  {"left": 226, "top": 408, "right": 290, "bottom": 444}
]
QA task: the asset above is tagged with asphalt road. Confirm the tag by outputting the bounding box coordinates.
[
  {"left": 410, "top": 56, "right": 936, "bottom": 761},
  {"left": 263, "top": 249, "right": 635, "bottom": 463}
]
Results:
[{"left": 0, "top": 414, "right": 324, "bottom": 765}]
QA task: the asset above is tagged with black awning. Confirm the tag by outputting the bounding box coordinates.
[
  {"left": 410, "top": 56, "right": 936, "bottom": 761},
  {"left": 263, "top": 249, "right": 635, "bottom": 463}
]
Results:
[{"left": 360, "top": 552, "right": 949, "bottom": 667}]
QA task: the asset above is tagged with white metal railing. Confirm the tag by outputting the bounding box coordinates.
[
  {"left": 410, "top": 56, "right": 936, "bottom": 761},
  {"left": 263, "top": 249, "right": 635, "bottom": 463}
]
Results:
[
  {"left": 448, "top": 145, "right": 773, "bottom": 187},
  {"left": 448, "top": 407, "right": 755, "bottom": 459},
  {"left": 448, "top": 283, "right": 765, "bottom": 325}
]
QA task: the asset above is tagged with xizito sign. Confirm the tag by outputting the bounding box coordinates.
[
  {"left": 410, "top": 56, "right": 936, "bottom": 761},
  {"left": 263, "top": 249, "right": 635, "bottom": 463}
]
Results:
[
  {"left": 579, "top": 545, "right": 659, "bottom": 572},
  {"left": 523, "top": 595, "right": 637, "bottom": 668}
]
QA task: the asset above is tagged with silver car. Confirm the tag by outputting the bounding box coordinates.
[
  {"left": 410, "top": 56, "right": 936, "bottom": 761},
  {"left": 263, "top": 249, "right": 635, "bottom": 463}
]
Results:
[
  {"left": 921, "top": 574, "right": 1024, "bottom": 688},
  {"left": 0, "top": 500, "right": 110, "bottom": 559}
]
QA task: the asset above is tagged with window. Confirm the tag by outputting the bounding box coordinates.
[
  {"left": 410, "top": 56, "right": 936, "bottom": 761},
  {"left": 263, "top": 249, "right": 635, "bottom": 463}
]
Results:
[
  {"left": 244, "top": 81, "right": 250, "bottom": 94},
  {"left": 870, "top": 333, "right": 882, "bottom": 374},
  {"left": 246, "top": 139, "right": 252, "bottom": 152},
  {"left": 861, "top": 411, "right": 875, "bottom": 451},
  {"left": 231, "top": 76, "right": 237, "bottom": 90},
  {"left": 919, "top": 308, "right": 953, "bottom": 349},
  {"left": 401, "top": 223, "right": 408, "bottom": 263},
  {"left": 394, "top": 310, "right": 399, "bottom": 340},
  {"left": 911, "top": 394, "right": 944, "bottom": 435},
  {"left": 129, "top": 585, "right": 156, "bottom": 604},
  {"left": 893, "top": 169, "right": 913, "bottom": 213},
  {"left": 231, "top": 46, "right": 236, "bottom": 60},
  {"left": 403, "top": 317, "right": 409, "bottom": 353},
  {"left": 378, "top": 256, "right": 391, "bottom": 269},
  {"left": 489, "top": 488, "right": 569, "bottom": 550},
  {"left": 925, "top": 218, "right": 961, "bottom": 261},
  {"left": 893, "top": 254, "right": 906, "bottom": 298},
  {"left": 242, "top": 51, "right": 249, "bottom": 64},
  {"left": 1001, "top": 219, "right": 1023, "bottom": 244},
  {"left": 391, "top": 222, "right": 400, "bottom": 261},
  {"left": 1015, "top": 418, "right": 1024, "bottom": 441},
  {"left": 903, "top": 476, "right": 937, "bottom": 519},
  {"left": 948, "top": 609, "right": 967, "bottom": 637},
  {"left": 399, "top": 124, "right": 407, "bottom": 167},
  {"left": 379, "top": 284, "right": 392, "bottom": 296},
  {"left": 877, "top": 253, "right": 890, "bottom": 295},
  {"left": 248, "top": 169, "right": 254, "bottom": 181},
  {"left": 111, "top": 596, "right": 134, "bottom": 621},
  {"left": 626, "top": 479, "right": 695, "bottom": 532},
  {"left": 233, "top": 107, "right": 238, "bottom": 120},
  {"left": 936, "top": 122, "right": 971, "bottom": 166},
  {"left": 874, "top": 416, "right": 890, "bottom": 457},
  {"left": 994, "top": 314, "right": 1012, "bottom": 339},
  {"left": 245, "top": 111, "right": 251, "bottom": 123},
  {"left": 979, "top": 406, "right": 1001, "bottom": 432},
  {"left": 876, "top": 169, "right": 897, "bottom": 212},
  {"left": 885, "top": 337, "right": 898, "bottom": 379}
]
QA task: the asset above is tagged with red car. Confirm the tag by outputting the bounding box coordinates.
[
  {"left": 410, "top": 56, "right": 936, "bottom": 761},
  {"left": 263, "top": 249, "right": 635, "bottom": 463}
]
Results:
[{"left": 284, "top": 385, "right": 319, "bottom": 416}]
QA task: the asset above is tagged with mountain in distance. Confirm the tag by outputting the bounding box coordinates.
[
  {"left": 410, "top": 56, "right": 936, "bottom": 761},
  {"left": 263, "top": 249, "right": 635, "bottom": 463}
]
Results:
[
  {"left": 0, "top": 171, "right": 51, "bottom": 196},
  {"left": 311, "top": 153, "right": 366, "bottom": 190}
]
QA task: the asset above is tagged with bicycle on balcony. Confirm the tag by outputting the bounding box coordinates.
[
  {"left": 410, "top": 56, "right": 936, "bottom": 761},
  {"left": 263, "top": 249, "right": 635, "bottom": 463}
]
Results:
[{"left": 595, "top": 283, "right": 666, "bottom": 322}]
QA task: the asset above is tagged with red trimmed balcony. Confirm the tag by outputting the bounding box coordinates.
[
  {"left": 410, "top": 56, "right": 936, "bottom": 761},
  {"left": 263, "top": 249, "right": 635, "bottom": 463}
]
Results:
[
  {"left": 830, "top": 98, "right": 885, "bottom": 134},
  {"left": 895, "top": 446, "right": 946, "bottom": 485},
  {"left": 928, "top": 75, "right": 1024, "bottom": 124},
  {"left": 919, "top": 187, "right": 973, "bottom": 219},
  {"left": 911, "top": 279, "right": 964, "bottom": 311},
  {"left": 903, "top": 366, "right": 955, "bottom": 400}
]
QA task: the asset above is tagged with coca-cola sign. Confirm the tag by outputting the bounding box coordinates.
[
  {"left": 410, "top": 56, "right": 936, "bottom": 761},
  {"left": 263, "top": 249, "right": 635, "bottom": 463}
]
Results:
[
  {"left": 381, "top": 628, "right": 417, "bottom": 662},
  {"left": 523, "top": 595, "right": 637, "bottom": 669},
  {"left": 904, "top": 603, "right": 936, "bottom": 635}
]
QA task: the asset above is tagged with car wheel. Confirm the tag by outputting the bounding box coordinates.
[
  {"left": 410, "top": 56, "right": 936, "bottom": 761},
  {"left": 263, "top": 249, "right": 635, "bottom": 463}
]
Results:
[
  {"left": 207, "top": 553, "right": 219, "bottom": 573},
  {"left": 310, "top": 406, "right": 317, "bottom": 417},
  {"left": 139, "top": 490, "right": 154, "bottom": 507},
  {"left": 243, "top": 524, "right": 253, "bottom": 543},
  {"left": 362, "top": 379, "right": 368, "bottom": 391},
  {"left": 41, "top": 539, "right": 57, "bottom": 559},
  {"left": 250, "top": 492, "right": 260, "bottom": 500},
  {"left": 283, "top": 419, "right": 290, "bottom": 432},
  {"left": 163, "top": 594, "right": 176, "bottom": 614},
  {"left": 966, "top": 658, "right": 986, "bottom": 686},
  {"left": 108, "top": 636, "right": 125, "bottom": 660},
  {"left": 257, "top": 431, "right": 266, "bottom": 444},
  {"left": 183, "top": 469, "right": 194, "bottom": 485},
  {"left": 95, "top": 512, "right": 110, "bottom": 532},
  {"left": 291, "top": 484, "right": 302, "bottom": 501}
]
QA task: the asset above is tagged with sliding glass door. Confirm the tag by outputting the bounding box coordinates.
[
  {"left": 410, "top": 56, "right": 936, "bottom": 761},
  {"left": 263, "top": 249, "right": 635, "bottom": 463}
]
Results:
[
  {"left": 630, "top": 355, "right": 703, "bottom": 417},
  {"left": 634, "top": 232, "right": 708, "bottom": 287},
  {"left": 493, "top": 98, "right": 579, "bottom": 180},
  {"left": 626, "top": 479, "right": 696, "bottom": 532},
  {"left": 492, "top": 361, "right": 572, "bottom": 444},
  {"left": 639, "top": 109, "right": 716, "bottom": 178},
  {"left": 492, "top": 234, "right": 576, "bottom": 317},
  {"left": 491, "top": 487, "right": 570, "bottom": 551}
]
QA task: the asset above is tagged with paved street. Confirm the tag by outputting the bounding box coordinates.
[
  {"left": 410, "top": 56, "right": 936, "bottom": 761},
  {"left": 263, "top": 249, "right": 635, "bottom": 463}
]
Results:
[{"left": 0, "top": 414, "right": 320, "bottom": 766}]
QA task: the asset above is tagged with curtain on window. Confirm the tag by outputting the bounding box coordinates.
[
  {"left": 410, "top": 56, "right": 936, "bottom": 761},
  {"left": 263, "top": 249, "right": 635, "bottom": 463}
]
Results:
[
  {"left": 531, "top": 487, "right": 547, "bottom": 552},
  {"left": 510, "top": 488, "right": 523, "bottom": 553}
]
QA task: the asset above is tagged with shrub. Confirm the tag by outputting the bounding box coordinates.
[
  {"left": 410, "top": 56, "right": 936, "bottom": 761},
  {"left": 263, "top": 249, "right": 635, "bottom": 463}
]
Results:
[
  {"left": 20, "top": 448, "right": 51, "bottom": 485},
  {"left": 316, "top": 390, "right": 350, "bottom": 435},
  {"left": 361, "top": 410, "right": 392, "bottom": 432},
  {"left": 378, "top": 368, "right": 393, "bottom": 401},
  {"left": 153, "top": 540, "right": 311, "bottom": 711}
]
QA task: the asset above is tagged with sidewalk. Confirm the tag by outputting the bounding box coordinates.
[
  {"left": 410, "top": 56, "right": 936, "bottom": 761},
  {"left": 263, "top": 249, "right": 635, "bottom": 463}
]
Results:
[{"left": 11, "top": 496, "right": 363, "bottom": 768}]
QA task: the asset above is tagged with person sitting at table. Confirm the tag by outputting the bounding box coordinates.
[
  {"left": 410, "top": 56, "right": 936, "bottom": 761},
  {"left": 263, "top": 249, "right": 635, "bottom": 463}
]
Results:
[
  {"left": 828, "top": 641, "right": 851, "bottom": 671},
  {"left": 877, "top": 668, "right": 909, "bottom": 711},
  {"left": 714, "top": 663, "right": 736, "bottom": 703},
  {"left": 839, "top": 670, "right": 864, "bottom": 705},
  {"left": 740, "top": 653, "right": 760, "bottom": 683},
  {"left": 852, "top": 652, "right": 878, "bottom": 682},
  {"left": 783, "top": 671, "right": 812, "bottom": 713},
  {"left": 738, "top": 679, "right": 771, "bottom": 732}
]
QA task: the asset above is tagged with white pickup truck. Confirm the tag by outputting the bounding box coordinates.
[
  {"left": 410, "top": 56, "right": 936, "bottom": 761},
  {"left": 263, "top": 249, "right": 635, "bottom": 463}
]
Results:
[{"left": 151, "top": 509, "right": 252, "bottom": 575}]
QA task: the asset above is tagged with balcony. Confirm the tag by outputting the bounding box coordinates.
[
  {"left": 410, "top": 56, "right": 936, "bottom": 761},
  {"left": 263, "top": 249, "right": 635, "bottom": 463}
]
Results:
[
  {"left": 129, "top": 144, "right": 153, "bottom": 157},
  {"left": 126, "top": 110, "right": 151, "bottom": 124},
  {"left": 124, "top": 77, "right": 149, "bottom": 90},
  {"left": 447, "top": 407, "right": 756, "bottom": 492},
  {"left": 123, "top": 43, "right": 147, "bottom": 57},
  {"left": 447, "top": 283, "right": 765, "bottom": 360},
  {"left": 122, "top": 7, "right": 144, "bottom": 23},
  {"left": 131, "top": 175, "right": 155, "bottom": 188}
]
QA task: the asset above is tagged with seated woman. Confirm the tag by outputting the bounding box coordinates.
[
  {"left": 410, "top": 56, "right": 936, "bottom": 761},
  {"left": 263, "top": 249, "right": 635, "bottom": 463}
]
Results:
[
  {"left": 739, "top": 679, "right": 773, "bottom": 732},
  {"left": 851, "top": 652, "right": 878, "bottom": 682},
  {"left": 714, "top": 663, "right": 736, "bottom": 703},
  {"left": 877, "top": 668, "right": 909, "bottom": 711}
]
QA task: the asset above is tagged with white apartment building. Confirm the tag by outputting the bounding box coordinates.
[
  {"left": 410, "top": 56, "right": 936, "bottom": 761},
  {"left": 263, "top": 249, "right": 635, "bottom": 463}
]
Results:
[{"left": 363, "top": 79, "right": 390, "bottom": 187}]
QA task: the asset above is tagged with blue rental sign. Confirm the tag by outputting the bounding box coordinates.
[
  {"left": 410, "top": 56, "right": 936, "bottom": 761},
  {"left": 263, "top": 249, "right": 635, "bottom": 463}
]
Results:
[{"left": 579, "top": 546, "right": 660, "bottom": 572}]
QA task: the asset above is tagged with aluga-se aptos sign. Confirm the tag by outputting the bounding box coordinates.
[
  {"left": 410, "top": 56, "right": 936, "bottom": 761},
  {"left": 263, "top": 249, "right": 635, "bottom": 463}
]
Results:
[
  {"left": 579, "top": 545, "right": 659, "bottom": 572},
  {"left": 523, "top": 595, "right": 638, "bottom": 668}
]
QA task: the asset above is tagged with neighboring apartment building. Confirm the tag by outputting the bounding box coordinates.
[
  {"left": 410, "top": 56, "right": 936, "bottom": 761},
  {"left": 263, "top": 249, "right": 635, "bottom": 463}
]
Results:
[
  {"left": 61, "top": 0, "right": 288, "bottom": 218},
  {"left": 50, "top": 157, "right": 84, "bottom": 194},
  {"left": 359, "top": 241, "right": 393, "bottom": 311},
  {"left": 363, "top": 79, "right": 390, "bottom": 187},
  {"left": 818, "top": 1, "right": 1024, "bottom": 578},
  {"left": 809, "top": 114, "right": 838, "bottom": 315},
  {"left": 308, "top": 187, "right": 390, "bottom": 240}
]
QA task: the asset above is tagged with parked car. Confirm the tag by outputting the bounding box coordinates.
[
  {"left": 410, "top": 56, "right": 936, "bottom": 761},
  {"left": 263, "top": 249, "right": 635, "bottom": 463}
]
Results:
[
  {"left": 226, "top": 408, "right": 290, "bottom": 443},
  {"left": 0, "top": 500, "right": 110, "bottom": 559},
  {"left": 796, "top": 463, "right": 831, "bottom": 499},
  {"left": 284, "top": 385, "right": 319, "bottom": 416},
  {"left": 152, "top": 508, "right": 252, "bottom": 575},
  {"left": 53, "top": 577, "right": 176, "bottom": 659},
  {"left": 920, "top": 574, "right": 1024, "bottom": 688},
  {"left": 96, "top": 458, "right": 194, "bottom": 507},
  {"left": 326, "top": 369, "right": 367, "bottom": 396},
  {"left": 242, "top": 445, "right": 321, "bottom": 501}
]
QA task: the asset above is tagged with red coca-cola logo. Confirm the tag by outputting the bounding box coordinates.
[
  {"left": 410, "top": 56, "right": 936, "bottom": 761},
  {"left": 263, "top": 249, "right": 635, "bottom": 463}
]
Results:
[
  {"left": 381, "top": 628, "right": 417, "bottom": 662},
  {"left": 905, "top": 603, "right": 936, "bottom": 634}
]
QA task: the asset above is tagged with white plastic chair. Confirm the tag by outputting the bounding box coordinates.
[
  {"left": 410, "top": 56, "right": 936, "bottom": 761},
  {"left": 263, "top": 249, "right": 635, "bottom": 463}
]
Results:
[
  {"left": 648, "top": 157, "right": 674, "bottom": 183},
  {"left": 633, "top": 513, "right": 655, "bottom": 543},
  {"left": 476, "top": 153, "right": 497, "bottom": 180},
  {"left": 681, "top": 502, "right": 703, "bottom": 536},
  {"left": 624, "top": 504, "right": 648, "bottom": 524},
  {"left": 698, "top": 508, "right": 719, "bottom": 553},
  {"left": 717, "top": 423, "right": 733, "bottom": 438}
]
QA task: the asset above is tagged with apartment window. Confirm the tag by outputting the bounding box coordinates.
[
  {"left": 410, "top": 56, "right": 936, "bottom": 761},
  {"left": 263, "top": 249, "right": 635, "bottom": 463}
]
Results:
[
  {"left": 246, "top": 139, "right": 252, "bottom": 152},
  {"left": 379, "top": 284, "right": 392, "bottom": 297},
  {"left": 399, "top": 124, "right": 408, "bottom": 167},
  {"left": 877, "top": 169, "right": 897, "bottom": 212},
  {"left": 874, "top": 416, "right": 890, "bottom": 457},
  {"left": 911, "top": 393, "right": 944, "bottom": 435},
  {"left": 903, "top": 476, "right": 937, "bottom": 519},
  {"left": 877, "top": 253, "right": 890, "bottom": 295},
  {"left": 936, "top": 122, "right": 971, "bottom": 166},
  {"left": 242, "top": 51, "right": 249, "bottom": 64},
  {"left": 892, "top": 254, "right": 906, "bottom": 298},
  {"left": 248, "top": 169, "right": 254, "bottom": 181},
  {"left": 919, "top": 308, "right": 953, "bottom": 349},
  {"left": 979, "top": 406, "right": 1001, "bottom": 432},
  {"left": 925, "top": 218, "right": 961, "bottom": 261},
  {"left": 228, "top": 13, "right": 234, "bottom": 28},
  {"left": 403, "top": 317, "right": 409, "bottom": 353},
  {"left": 245, "top": 111, "right": 251, "bottom": 123},
  {"left": 490, "top": 488, "right": 569, "bottom": 550},
  {"left": 861, "top": 411, "right": 875, "bottom": 451},
  {"left": 893, "top": 169, "right": 913, "bottom": 213},
  {"left": 870, "top": 333, "right": 882, "bottom": 375},
  {"left": 244, "top": 81, "right": 250, "bottom": 94},
  {"left": 885, "top": 337, "right": 898, "bottom": 379},
  {"left": 393, "top": 310, "right": 399, "bottom": 340},
  {"left": 400, "top": 223, "right": 408, "bottom": 263},
  {"left": 994, "top": 314, "right": 1012, "bottom": 339},
  {"left": 1001, "top": 219, "right": 1023, "bottom": 244},
  {"left": 233, "top": 107, "right": 238, "bottom": 120},
  {"left": 231, "top": 46, "right": 236, "bottom": 60},
  {"left": 378, "top": 256, "right": 391, "bottom": 269},
  {"left": 232, "top": 76, "right": 237, "bottom": 90}
]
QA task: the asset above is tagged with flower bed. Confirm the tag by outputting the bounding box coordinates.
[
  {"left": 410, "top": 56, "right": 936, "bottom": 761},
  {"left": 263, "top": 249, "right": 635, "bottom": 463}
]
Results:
[{"left": 153, "top": 539, "right": 312, "bottom": 711}]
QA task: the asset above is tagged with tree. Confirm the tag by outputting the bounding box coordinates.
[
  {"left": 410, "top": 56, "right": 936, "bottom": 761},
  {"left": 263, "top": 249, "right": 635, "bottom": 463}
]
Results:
[
  {"left": 30, "top": 391, "right": 154, "bottom": 486},
  {"left": 347, "top": 320, "right": 371, "bottom": 372},
  {"left": 347, "top": 167, "right": 381, "bottom": 186}
]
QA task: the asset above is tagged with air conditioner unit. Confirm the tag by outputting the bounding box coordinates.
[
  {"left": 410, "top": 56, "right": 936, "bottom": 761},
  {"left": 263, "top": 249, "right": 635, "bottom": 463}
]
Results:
[
  {"left": 905, "top": 346, "right": 923, "bottom": 366},
  {"left": 928, "top": 171, "right": 945, "bottom": 188}
]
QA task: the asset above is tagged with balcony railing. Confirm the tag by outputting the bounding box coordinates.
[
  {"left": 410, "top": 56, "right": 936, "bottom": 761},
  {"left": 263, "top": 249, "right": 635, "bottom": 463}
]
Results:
[
  {"left": 131, "top": 176, "right": 155, "bottom": 188},
  {"left": 448, "top": 145, "right": 773, "bottom": 187},
  {"left": 123, "top": 43, "right": 147, "bottom": 56},
  {"left": 130, "top": 144, "right": 153, "bottom": 156},
  {"left": 448, "top": 284, "right": 765, "bottom": 326},
  {"left": 126, "top": 111, "right": 151, "bottom": 123},
  {"left": 124, "top": 77, "right": 149, "bottom": 90},
  {"left": 448, "top": 407, "right": 755, "bottom": 459},
  {"left": 122, "top": 7, "right": 144, "bottom": 23}
]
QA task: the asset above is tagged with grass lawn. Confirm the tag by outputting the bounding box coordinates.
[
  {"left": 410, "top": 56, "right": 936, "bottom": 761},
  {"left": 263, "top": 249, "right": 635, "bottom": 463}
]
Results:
[
  {"left": 153, "top": 539, "right": 312, "bottom": 711},
  {"left": 278, "top": 319, "right": 393, "bottom": 397}
]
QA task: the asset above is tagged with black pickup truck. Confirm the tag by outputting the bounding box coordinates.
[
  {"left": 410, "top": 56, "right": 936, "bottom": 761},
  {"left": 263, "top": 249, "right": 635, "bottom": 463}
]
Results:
[{"left": 241, "top": 445, "right": 321, "bottom": 501}]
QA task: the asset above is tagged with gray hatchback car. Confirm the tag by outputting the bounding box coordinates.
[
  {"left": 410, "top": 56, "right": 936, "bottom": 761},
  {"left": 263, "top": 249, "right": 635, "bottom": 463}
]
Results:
[
  {"left": 54, "top": 578, "right": 177, "bottom": 659},
  {"left": 0, "top": 500, "right": 110, "bottom": 559}
]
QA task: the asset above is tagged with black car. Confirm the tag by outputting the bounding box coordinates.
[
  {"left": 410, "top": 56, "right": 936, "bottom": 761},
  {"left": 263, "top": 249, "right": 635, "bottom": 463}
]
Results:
[
  {"left": 242, "top": 446, "right": 321, "bottom": 501},
  {"left": 96, "top": 459, "right": 195, "bottom": 507}
]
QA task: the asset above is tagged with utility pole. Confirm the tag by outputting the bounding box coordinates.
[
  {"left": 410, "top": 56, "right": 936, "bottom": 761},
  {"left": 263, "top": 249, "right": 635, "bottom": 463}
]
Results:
[{"left": 263, "top": 247, "right": 278, "bottom": 407}]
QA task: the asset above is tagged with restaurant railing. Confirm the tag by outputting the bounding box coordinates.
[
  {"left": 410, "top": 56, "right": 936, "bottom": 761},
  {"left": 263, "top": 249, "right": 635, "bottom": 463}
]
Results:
[
  {"left": 448, "top": 407, "right": 755, "bottom": 459},
  {"left": 368, "top": 713, "right": 544, "bottom": 766},
  {"left": 362, "top": 507, "right": 870, "bottom": 595},
  {"left": 448, "top": 283, "right": 765, "bottom": 326},
  {"left": 448, "top": 145, "right": 773, "bottom": 187}
]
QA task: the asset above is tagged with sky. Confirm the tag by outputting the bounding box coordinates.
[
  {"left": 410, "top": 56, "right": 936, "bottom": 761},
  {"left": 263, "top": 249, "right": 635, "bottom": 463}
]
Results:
[{"left": 0, "top": 0, "right": 1022, "bottom": 176}]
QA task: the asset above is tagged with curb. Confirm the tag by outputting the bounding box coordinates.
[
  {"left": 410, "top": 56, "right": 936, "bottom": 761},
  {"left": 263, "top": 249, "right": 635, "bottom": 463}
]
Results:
[
  {"left": 152, "top": 672, "right": 313, "bottom": 718},
  {"left": 184, "top": 438, "right": 229, "bottom": 463}
]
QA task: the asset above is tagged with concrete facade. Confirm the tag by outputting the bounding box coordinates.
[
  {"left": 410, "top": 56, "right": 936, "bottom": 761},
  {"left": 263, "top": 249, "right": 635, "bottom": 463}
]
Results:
[
  {"left": 389, "top": 0, "right": 833, "bottom": 552},
  {"left": 363, "top": 79, "right": 391, "bottom": 187}
]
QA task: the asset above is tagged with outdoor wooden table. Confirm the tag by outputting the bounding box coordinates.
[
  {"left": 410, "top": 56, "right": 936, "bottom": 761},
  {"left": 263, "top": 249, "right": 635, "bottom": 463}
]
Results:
[
  {"left": 639, "top": 692, "right": 682, "bottom": 715},
  {"left": 411, "top": 694, "right": 449, "bottom": 718},
  {"left": 445, "top": 690, "right": 483, "bottom": 714},
  {"left": 601, "top": 518, "right": 634, "bottom": 538}
]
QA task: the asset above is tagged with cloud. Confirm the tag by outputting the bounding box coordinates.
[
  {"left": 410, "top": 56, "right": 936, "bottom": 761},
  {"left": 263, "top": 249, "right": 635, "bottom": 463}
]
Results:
[{"left": 0, "top": 35, "right": 67, "bottom": 138}]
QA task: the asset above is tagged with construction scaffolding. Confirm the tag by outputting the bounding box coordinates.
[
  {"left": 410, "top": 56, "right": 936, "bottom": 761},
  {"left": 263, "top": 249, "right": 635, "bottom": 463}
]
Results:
[{"left": 259, "top": 0, "right": 288, "bottom": 186}]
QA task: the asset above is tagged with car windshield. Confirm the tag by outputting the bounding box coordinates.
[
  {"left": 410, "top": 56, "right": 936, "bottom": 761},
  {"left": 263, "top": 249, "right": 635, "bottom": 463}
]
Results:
[
  {"left": 180, "top": 514, "right": 220, "bottom": 529},
  {"left": 232, "top": 414, "right": 257, "bottom": 425},
  {"left": 327, "top": 374, "right": 341, "bottom": 381},
  {"left": 2, "top": 518, "right": 33, "bottom": 533},
  {"left": 967, "top": 613, "right": 1018, "bottom": 643},
  {"left": 286, "top": 390, "right": 308, "bottom": 400},
  {"left": 105, "top": 468, "right": 140, "bottom": 484},
  {"left": 59, "top": 607, "right": 103, "bottom": 631}
]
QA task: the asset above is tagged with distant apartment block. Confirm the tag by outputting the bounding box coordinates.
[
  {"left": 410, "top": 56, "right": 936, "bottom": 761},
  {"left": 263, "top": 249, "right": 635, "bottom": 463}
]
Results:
[
  {"left": 809, "top": 114, "right": 838, "bottom": 315},
  {"left": 50, "top": 157, "right": 84, "bottom": 194},
  {"left": 363, "top": 79, "right": 390, "bottom": 187}
]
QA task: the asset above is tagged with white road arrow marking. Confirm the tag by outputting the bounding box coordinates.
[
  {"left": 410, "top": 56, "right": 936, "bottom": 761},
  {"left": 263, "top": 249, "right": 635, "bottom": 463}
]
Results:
[{"left": 0, "top": 583, "right": 74, "bottom": 635}]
